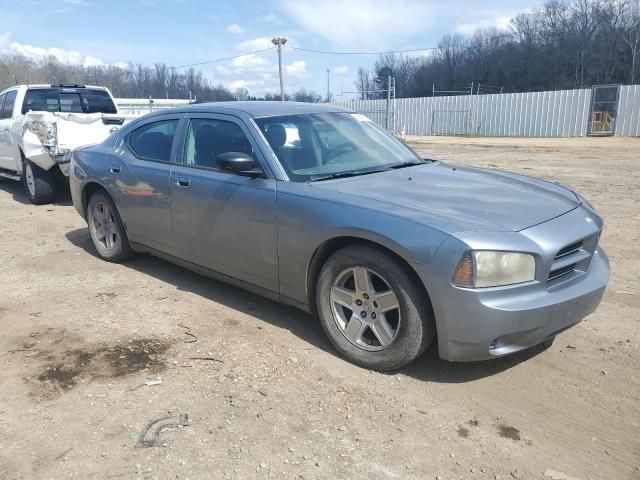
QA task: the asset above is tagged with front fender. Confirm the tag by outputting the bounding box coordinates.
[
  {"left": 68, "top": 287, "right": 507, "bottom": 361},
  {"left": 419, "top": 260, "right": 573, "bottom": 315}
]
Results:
[
  {"left": 276, "top": 186, "right": 449, "bottom": 307},
  {"left": 311, "top": 226, "right": 424, "bottom": 266}
]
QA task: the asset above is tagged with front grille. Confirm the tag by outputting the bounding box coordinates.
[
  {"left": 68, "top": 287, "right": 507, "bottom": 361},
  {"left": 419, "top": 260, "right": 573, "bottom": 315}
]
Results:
[
  {"left": 547, "top": 235, "right": 598, "bottom": 285},
  {"left": 548, "top": 263, "right": 579, "bottom": 281},
  {"left": 555, "top": 241, "right": 582, "bottom": 259}
]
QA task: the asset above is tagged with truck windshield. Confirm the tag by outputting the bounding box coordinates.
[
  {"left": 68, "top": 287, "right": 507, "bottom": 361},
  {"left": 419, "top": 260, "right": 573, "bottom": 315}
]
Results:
[
  {"left": 255, "top": 112, "right": 424, "bottom": 182},
  {"left": 21, "top": 88, "right": 118, "bottom": 115}
]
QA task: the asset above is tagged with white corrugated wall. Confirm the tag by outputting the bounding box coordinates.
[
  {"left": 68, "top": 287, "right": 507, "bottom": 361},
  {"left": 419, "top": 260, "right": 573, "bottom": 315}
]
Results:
[
  {"left": 332, "top": 86, "right": 640, "bottom": 137},
  {"left": 616, "top": 85, "right": 640, "bottom": 137}
]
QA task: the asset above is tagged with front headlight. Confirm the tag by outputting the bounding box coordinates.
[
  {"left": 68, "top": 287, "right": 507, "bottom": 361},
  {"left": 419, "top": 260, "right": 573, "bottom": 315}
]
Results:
[{"left": 452, "top": 251, "right": 536, "bottom": 288}]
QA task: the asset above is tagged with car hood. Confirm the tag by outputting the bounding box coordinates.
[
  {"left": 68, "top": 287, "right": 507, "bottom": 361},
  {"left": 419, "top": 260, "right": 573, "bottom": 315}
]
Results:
[{"left": 308, "top": 162, "right": 580, "bottom": 233}]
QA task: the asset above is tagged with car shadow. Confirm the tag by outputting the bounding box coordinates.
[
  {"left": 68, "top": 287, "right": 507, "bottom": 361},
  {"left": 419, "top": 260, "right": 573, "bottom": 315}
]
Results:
[
  {"left": 65, "top": 227, "right": 549, "bottom": 384},
  {"left": 64, "top": 227, "right": 334, "bottom": 355},
  {"left": 400, "top": 341, "right": 549, "bottom": 383},
  {"left": 0, "top": 177, "right": 72, "bottom": 206},
  {"left": 0, "top": 178, "right": 31, "bottom": 205}
]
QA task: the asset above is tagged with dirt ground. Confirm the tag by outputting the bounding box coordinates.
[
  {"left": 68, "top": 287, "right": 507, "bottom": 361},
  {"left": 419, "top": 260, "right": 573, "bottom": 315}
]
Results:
[{"left": 0, "top": 136, "right": 638, "bottom": 480}]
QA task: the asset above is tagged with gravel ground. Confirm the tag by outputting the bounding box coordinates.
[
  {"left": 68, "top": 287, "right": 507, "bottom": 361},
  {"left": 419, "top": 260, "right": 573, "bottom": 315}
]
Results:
[{"left": 0, "top": 136, "right": 638, "bottom": 480}]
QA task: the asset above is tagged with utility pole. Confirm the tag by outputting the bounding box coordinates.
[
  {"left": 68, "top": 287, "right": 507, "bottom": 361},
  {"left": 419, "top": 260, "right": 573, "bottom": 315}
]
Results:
[
  {"left": 271, "top": 36, "right": 287, "bottom": 101},
  {"left": 326, "top": 69, "right": 331, "bottom": 103}
]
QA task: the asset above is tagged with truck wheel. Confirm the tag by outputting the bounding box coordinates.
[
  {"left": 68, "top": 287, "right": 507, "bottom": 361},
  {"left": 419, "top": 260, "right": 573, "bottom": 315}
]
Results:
[
  {"left": 23, "top": 161, "right": 55, "bottom": 205},
  {"left": 316, "top": 245, "right": 434, "bottom": 371},
  {"left": 87, "top": 190, "right": 134, "bottom": 262}
]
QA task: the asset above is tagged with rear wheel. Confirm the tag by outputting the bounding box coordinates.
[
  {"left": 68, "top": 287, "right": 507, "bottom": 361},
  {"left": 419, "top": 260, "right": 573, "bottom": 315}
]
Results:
[
  {"left": 23, "top": 160, "right": 55, "bottom": 205},
  {"left": 87, "top": 190, "right": 134, "bottom": 262},
  {"left": 316, "top": 245, "right": 434, "bottom": 371}
]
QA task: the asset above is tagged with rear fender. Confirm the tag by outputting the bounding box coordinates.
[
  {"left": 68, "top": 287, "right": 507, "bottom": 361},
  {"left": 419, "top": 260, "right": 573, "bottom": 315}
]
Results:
[
  {"left": 20, "top": 110, "right": 115, "bottom": 172},
  {"left": 18, "top": 112, "right": 57, "bottom": 171}
]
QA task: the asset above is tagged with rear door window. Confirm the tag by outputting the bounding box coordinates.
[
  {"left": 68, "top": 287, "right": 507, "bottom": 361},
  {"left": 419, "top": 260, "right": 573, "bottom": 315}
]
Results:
[
  {"left": 128, "top": 119, "right": 179, "bottom": 162},
  {"left": 1, "top": 91, "right": 17, "bottom": 119},
  {"left": 0, "top": 93, "right": 6, "bottom": 119}
]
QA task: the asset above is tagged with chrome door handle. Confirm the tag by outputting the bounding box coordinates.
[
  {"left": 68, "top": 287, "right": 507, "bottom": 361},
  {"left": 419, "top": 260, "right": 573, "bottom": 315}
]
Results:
[
  {"left": 110, "top": 165, "right": 121, "bottom": 174},
  {"left": 176, "top": 178, "right": 190, "bottom": 188}
]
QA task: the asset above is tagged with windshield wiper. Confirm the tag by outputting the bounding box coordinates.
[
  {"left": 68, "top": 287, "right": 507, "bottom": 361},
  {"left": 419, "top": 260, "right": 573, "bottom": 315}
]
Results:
[
  {"left": 388, "top": 160, "right": 425, "bottom": 169},
  {"left": 309, "top": 168, "right": 389, "bottom": 182}
]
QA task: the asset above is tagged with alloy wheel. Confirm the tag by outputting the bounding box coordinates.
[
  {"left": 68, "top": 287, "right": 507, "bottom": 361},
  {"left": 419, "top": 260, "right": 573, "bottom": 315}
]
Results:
[
  {"left": 330, "top": 266, "right": 401, "bottom": 351},
  {"left": 90, "top": 201, "right": 118, "bottom": 252},
  {"left": 25, "top": 163, "right": 36, "bottom": 197}
]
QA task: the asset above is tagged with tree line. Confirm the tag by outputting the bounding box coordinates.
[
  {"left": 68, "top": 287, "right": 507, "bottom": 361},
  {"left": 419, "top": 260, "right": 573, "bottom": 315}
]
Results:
[
  {"left": 0, "top": 55, "right": 323, "bottom": 102},
  {"left": 4, "top": 0, "right": 636, "bottom": 103},
  {"left": 356, "top": 0, "right": 640, "bottom": 99}
]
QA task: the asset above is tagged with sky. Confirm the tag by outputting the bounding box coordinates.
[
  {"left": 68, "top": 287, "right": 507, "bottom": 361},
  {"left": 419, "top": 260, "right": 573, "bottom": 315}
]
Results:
[{"left": 0, "top": 0, "right": 541, "bottom": 99}]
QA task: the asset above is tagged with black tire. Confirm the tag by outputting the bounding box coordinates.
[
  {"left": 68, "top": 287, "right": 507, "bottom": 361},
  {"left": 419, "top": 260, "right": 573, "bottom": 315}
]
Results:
[
  {"left": 87, "top": 190, "right": 134, "bottom": 262},
  {"left": 316, "top": 244, "right": 434, "bottom": 371},
  {"left": 541, "top": 336, "right": 556, "bottom": 350},
  {"left": 23, "top": 160, "right": 55, "bottom": 205}
]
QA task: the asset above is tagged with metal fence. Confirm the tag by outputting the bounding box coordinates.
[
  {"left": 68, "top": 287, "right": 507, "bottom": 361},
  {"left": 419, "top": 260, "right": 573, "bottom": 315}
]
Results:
[
  {"left": 616, "top": 85, "right": 640, "bottom": 137},
  {"left": 115, "top": 98, "right": 192, "bottom": 116},
  {"left": 333, "top": 85, "right": 640, "bottom": 137}
]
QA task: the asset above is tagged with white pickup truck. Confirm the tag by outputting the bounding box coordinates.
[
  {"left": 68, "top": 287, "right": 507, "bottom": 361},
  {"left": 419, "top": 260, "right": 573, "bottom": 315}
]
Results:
[{"left": 0, "top": 84, "right": 126, "bottom": 204}]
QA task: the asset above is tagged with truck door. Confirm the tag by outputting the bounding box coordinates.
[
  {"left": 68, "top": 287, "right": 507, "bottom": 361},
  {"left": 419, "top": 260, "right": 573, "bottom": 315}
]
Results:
[{"left": 0, "top": 90, "right": 18, "bottom": 171}]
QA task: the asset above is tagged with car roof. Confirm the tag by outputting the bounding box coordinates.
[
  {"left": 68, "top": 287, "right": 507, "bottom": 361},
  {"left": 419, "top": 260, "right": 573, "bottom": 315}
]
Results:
[
  {"left": 25, "top": 84, "right": 108, "bottom": 90},
  {"left": 144, "top": 101, "right": 353, "bottom": 119},
  {"left": 1, "top": 84, "right": 108, "bottom": 95}
]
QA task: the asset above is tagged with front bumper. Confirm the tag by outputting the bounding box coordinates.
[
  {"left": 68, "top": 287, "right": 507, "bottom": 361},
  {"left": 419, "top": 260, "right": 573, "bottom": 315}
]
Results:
[
  {"left": 57, "top": 160, "right": 71, "bottom": 176},
  {"left": 421, "top": 248, "right": 608, "bottom": 361},
  {"left": 69, "top": 159, "right": 85, "bottom": 220},
  {"left": 55, "top": 150, "right": 73, "bottom": 177},
  {"left": 413, "top": 207, "right": 610, "bottom": 362}
]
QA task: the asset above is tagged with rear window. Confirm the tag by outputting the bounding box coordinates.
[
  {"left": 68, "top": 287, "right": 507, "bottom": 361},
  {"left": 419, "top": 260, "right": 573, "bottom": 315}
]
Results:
[
  {"left": 21, "top": 88, "right": 118, "bottom": 114},
  {"left": 128, "top": 119, "right": 179, "bottom": 162}
]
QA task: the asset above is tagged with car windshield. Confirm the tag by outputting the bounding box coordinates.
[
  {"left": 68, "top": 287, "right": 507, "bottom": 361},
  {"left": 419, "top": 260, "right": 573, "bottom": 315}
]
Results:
[
  {"left": 255, "top": 112, "right": 424, "bottom": 182},
  {"left": 21, "top": 88, "right": 118, "bottom": 115}
]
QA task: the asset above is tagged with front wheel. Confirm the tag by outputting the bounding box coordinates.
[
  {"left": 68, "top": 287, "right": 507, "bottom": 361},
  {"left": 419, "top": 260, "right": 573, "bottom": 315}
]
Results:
[
  {"left": 316, "top": 245, "right": 434, "bottom": 371},
  {"left": 87, "top": 190, "right": 134, "bottom": 262},
  {"left": 23, "top": 160, "right": 55, "bottom": 205}
]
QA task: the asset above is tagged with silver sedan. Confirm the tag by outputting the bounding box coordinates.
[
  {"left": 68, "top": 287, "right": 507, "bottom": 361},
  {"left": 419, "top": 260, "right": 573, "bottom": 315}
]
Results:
[{"left": 69, "top": 102, "right": 609, "bottom": 370}]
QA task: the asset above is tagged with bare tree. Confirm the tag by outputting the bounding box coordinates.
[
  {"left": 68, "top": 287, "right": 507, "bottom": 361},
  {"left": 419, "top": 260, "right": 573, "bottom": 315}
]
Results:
[
  {"left": 355, "top": 67, "right": 374, "bottom": 100},
  {"left": 437, "top": 34, "right": 466, "bottom": 86},
  {"left": 234, "top": 87, "right": 250, "bottom": 100},
  {"left": 292, "top": 88, "right": 322, "bottom": 103},
  {"left": 622, "top": 0, "right": 640, "bottom": 83},
  {"left": 0, "top": 54, "right": 235, "bottom": 102},
  {"left": 355, "top": 0, "right": 640, "bottom": 97}
]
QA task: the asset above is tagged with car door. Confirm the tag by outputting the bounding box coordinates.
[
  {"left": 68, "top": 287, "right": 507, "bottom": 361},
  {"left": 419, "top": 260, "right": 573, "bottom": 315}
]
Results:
[
  {"left": 170, "top": 114, "right": 278, "bottom": 293},
  {"left": 108, "top": 115, "right": 182, "bottom": 255},
  {"left": 0, "top": 91, "right": 16, "bottom": 171}
]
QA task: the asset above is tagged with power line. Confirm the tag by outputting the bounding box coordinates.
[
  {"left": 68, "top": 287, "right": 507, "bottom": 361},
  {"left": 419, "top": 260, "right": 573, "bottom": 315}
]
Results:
[
  {"left": 169, "top": 47, "right": 275, "bottom": 70},
  {"left": 165, "top": 31, "right": 517, "bottom": 72},
  {"left": 287, "top": 45, "right": 442, "bottom": 55},
  {"left": 284, "top": 32, "right": 517, "bottom": 56}
]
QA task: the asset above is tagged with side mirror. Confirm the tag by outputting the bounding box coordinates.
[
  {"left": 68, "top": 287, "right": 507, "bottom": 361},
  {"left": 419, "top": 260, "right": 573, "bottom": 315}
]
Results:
[{"left": 216, "top": 152, "right": 261, "bottom": 177}]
